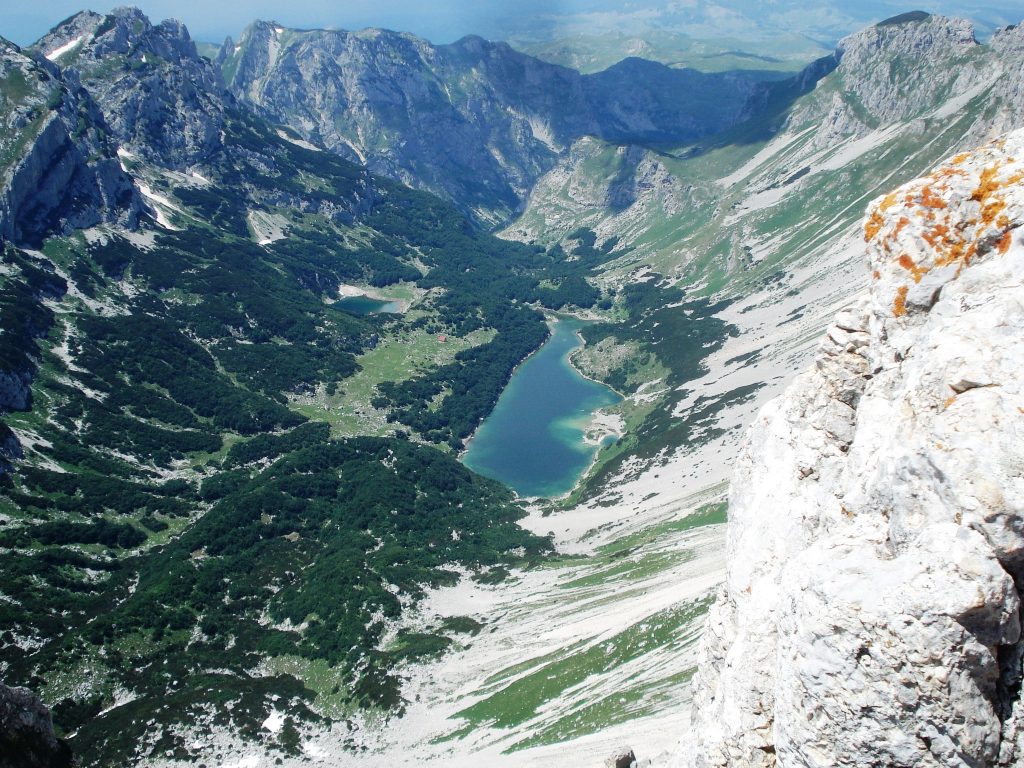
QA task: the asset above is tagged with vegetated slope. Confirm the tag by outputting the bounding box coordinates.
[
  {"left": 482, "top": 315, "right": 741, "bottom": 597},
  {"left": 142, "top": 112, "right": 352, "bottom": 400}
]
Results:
[
  {"left": 0, "top": 8, "right": 687, "bottom": 767},
  {"left": 219, "top": 21, "right": 778, "bottom": 225},
  {"left": 689, "top": 128, "right": 1024, "bottom": 768}
]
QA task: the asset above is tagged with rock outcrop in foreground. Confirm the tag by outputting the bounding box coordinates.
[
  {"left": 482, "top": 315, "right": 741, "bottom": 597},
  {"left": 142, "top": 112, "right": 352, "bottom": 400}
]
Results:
[
  {"left": 0, "top": 682, "right": 72, "bottom": 767},
  {"left": 691, "top": 129, "right": 1024, "bottom": 766}
]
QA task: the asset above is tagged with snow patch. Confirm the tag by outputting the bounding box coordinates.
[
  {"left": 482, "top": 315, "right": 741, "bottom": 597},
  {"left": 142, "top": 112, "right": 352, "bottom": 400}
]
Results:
[
  {"left": 262, "top": 711, "right": 285, "bottom": 734},
  {"left": 45, "top": 36, "right": 84, "bottom": 62},
  {"left": 138, "top": 183, "right": 184, "bottom": 230},
  {"left": 275, "top": 129, "right": 322, "bottom": 153}
]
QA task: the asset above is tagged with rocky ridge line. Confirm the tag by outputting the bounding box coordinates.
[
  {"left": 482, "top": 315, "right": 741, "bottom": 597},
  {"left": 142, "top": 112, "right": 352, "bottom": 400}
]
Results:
[
  {"left": 219, "top": 21, "right": 774, "bottom": 223},
  {"left": 32, "top": 7, "right": 229, "bottom": 169},
  {"left": 689, "top": 129, "right": 1024, "bottom": 766},
  {"left": 0, "top": 37, "right": 139, "bottom": 243}
]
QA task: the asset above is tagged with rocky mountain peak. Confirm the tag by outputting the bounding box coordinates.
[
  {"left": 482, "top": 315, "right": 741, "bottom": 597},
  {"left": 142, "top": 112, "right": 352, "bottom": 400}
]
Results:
[
  {"left": 782, "top": 12, "right": 1006, "bottom": 153},
  {"left": 836, "top": 11, "right": 977, "bottom": 63},
  {"left": 690, "top": 128, "right": 1024, "bottom": 767},
  {"left": 0, "top": 34, "right": 139, "bottom": 243},
  {"left": 32, "top": 6, "right": 227, "bottom": 169},
  {"left": 33, "top": 7, "right": 187, "bottom": 62}
]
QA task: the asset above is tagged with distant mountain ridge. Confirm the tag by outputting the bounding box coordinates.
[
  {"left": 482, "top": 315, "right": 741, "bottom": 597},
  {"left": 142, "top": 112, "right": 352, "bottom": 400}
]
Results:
[{"left": 217, "top": 21, "right": 787, "bottom": 224}]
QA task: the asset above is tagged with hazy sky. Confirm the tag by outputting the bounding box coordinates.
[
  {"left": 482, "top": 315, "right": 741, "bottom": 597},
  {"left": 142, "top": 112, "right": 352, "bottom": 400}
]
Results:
[
  {"left": 6, "top": 1, "right": 1024, "bottom": 47},
  {"left": 7, "top": 0, "right": 532, "bottom": 45}
]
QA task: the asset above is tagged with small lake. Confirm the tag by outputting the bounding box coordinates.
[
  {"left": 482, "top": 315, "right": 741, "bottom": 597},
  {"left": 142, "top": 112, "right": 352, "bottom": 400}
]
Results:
[
  {"left": 461, "top": 315, "right": 621, "bottom": 499},
  {"left": 335, "top": 295, "right": 403, "bottom": 316}
]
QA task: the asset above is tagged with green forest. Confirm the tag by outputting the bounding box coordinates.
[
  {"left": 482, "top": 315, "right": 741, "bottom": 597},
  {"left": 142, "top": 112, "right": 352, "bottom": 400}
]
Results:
[{"left": 0, "top": 112, "right": 592, "bottom": 764}]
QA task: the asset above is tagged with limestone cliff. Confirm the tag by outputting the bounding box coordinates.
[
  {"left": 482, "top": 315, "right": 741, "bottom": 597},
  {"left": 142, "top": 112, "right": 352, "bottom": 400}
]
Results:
[
  {"left": 0, "top": 37, "right": 138, "bottom": 244},
  {"left": 690, "top": 129, "right": 1024, "bottom": 766},
  {"left": 220, "top": 22, "right": 768, "bottom": 223},
  {"left": 33, "top": 8, "right": 229, "bottom": 170}
]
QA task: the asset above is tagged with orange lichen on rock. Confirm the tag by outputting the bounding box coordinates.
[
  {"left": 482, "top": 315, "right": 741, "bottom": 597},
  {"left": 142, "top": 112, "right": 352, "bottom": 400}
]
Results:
[
  {"left": 937, "top": 239, "right": 977, "bottom": 270},
  {"left": 865, "top": 210, "right": 885, "bottom": 241},
  {"left": 933, "top": 166, "right": 967, "bottom": 181},
  {"left": 919, "top": 186, "right": 947, "bottom": 209},
  {"left": 970, "top": 166, "right": 1015, "bottom": 226},
  {"left": 943, "top": 395, "right": 957, "bottom": 409},
  {"left": 921, "top": 222, "right": 950, "bottom": 250},
  {"left": 982, "top": 198, "right": 1007, "bottom": 226},
  {"left": 972, "top": 166, "right": 999, "bottom": 198},
  {"left": 871, "top": 142, "right": 1021, "bottom": 321},
  {"left": 898, "top": 253, "right": 928, "bottom": 283},
  {"left": 893, "top": 285, "right": 909, "bottom": 317}
]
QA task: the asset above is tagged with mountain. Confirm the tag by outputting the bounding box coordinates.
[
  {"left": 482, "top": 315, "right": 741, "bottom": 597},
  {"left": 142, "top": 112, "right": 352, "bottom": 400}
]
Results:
[
  {"left": 689, "top": 128, "right": 1024, "bottom": 767},
  {"left": 0, "top": 9, "right": 633, "bottom": 766},
  {"left": 494, "top": 14, "right": 1023, "bottom": 507},
  {"left": 0, "top": 37, "right": 138, "bottom": 244},
  {"left": 2, "top": 6, "right": 1024, "bottom": 768},
  {"left": 31, "top": 8, "right": 229, "bottom": 169},
  {"left": 293, "top": 15, "right": 1024, "bottom": 766},
  {"left": 219, "top": 22, "right": 778, "bottom": 224},
  {"left": 507, "top": 13, "right": 1024, "bottom": 271}
]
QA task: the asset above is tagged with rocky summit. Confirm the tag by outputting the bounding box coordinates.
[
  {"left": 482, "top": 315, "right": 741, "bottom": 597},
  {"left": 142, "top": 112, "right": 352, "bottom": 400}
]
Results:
[
  {"left": 33, "top": 8, "right": 229, "bottom": 169},
  {"left": 690, "top": 129, "right": 1024, "bottom": 767},
  {"left": 0, "top": 37, "right": 138, "bottom": 244}
]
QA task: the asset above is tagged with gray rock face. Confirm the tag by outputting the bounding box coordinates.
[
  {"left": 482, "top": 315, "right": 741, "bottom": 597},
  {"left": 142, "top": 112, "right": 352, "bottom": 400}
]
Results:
[
  {"left": 0, "top": 38, "right": 138, "bottom": 244},
  {"left": 0, "top": 682, "right": 72, "bottom": 768},
  {"left": 791, "top": 14, "right": 1024, "bottom": 150},
  {"left": 0, "top": 368, "right": 33, "bottom": 412},
  {"left": 832, "top": 13, "right": 978, "bottom": 124},
  {"left": 689, "top": 129, "right": 1024, "bottom": 766},
  {"left": 34, "top": 7, "right": 229, "bottom": 169},
  {"left": 221, "top": 22, "right": 768, "bottom": 223}
]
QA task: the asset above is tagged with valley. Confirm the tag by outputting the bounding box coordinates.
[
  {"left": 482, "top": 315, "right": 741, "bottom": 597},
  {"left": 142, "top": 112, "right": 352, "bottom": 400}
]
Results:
[{"left": 1, "top": 6, "right": 1023, "bottom": 768}]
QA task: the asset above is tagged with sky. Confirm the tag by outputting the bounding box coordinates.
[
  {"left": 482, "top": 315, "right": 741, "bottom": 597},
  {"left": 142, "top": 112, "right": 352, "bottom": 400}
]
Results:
[{"left": 6, "top": 0, "right": 1024, "bottom": 47}]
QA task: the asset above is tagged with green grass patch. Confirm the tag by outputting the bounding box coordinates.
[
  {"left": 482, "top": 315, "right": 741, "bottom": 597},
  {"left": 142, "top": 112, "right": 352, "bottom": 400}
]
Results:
[{"left": 448, "top": 597, "right": 712, "bottom": 741}]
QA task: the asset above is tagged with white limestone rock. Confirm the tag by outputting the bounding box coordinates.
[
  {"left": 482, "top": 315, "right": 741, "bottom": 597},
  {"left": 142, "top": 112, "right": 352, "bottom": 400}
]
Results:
[{"left": 689, "top": 129, "right": 1024, "bottom": 766}]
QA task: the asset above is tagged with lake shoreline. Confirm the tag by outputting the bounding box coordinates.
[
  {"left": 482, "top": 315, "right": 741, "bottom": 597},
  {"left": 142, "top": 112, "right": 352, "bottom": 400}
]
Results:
[
  {"left": 335, "top": 282, "right": 413, "bottom": 312},
  {"left": 460, "top": 313, "right": 623, "bottom": 501}
]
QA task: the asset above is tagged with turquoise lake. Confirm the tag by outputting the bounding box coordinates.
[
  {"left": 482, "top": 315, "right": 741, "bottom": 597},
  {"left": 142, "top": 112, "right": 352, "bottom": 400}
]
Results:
[
  {"left": 335, "top": 295, "right": 402, "bottom": 315},
  {"left": 461, "top": 316, "right": 621, "bottom": 499}
]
